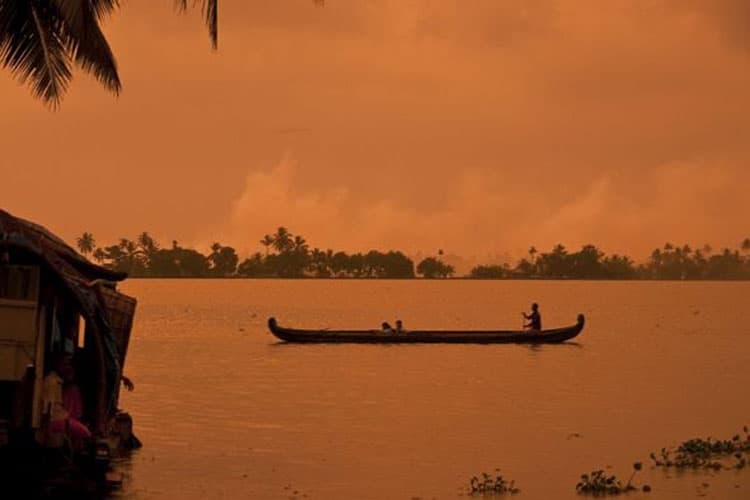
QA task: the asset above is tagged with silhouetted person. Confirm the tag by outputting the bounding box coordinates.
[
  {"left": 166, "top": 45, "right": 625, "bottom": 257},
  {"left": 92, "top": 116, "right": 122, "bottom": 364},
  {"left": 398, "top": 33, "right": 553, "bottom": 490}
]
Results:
[
  {"left": 523, "top": 303, "right": 542, "bottom": 331},
  {"left": 395, "top": 319, "right": 404, "bottom": 333},
  {"left": 381, "top": 321, "right": 393, "bottom": 333},
  {"left": 42, "top": 354, "right": 92, "bottom": 451}
]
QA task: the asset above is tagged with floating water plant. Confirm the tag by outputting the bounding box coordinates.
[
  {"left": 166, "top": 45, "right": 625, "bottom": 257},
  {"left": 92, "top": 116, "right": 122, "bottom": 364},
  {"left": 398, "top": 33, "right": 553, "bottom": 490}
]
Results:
[
  {"left": 468, "top": 470, "right": 520, "bottom": 496},
  {"left": 649, "top": 426, "right": 750, "bottom": 471},
  {"left": 575, "top": 463, "right": 650, "bottom": 496}
]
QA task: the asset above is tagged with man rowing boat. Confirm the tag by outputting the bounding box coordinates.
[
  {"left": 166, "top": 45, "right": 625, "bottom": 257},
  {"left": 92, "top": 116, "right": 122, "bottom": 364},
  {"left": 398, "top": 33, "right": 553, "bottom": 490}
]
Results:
[{"left": 523, "top": 303, "right": 542, "bottom": 331}]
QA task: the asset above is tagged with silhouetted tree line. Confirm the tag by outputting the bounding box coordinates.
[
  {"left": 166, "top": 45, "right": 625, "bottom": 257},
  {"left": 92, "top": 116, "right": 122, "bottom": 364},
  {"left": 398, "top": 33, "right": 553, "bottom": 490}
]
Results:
[
  {"left": 76, "top": 227, "right": 445, "bottom": 279},
  {"left": 76, "top": 231, "right": 750, "bottom": 280},
  {"left": 76, "top": 232, "right": 238, "bottom": 278},
  {"left": 238, "top": 227, "right": 417, "bottom": 278},
  {"left": 469, "top": 240, "right": 750, "bottom": 280}
]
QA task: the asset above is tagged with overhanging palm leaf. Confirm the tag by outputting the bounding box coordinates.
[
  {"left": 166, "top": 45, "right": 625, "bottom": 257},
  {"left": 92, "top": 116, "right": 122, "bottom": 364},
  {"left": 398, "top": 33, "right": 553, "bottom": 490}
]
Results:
[
  {"left": 175, "top": 0, "right": 218, "bottom": 49},
  {"left": 0, "top": 0, "right": 72, "bottom": 106},
  {"left": 2, "top": 0, "right": 324, "bottom": 106},
  {"left": 54, "top": 0, "right": 120, "bottom": 93}
]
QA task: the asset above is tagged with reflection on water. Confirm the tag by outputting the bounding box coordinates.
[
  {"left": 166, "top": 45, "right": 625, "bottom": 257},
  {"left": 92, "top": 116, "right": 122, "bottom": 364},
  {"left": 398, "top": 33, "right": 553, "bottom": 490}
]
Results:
[{"left": 113, "top": 280, "right": 750, "bottom": 499}]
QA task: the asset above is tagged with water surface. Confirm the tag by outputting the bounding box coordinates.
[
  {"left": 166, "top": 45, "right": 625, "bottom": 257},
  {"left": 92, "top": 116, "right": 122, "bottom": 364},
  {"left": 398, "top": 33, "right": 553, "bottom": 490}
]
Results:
[{"left": 115, "top": 280, "right": 750, "bottom": 499}]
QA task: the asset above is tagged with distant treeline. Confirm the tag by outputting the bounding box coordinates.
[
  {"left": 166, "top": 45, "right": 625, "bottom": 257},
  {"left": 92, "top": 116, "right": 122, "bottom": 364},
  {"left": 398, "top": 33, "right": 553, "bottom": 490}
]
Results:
[
  {"left": 470, "top": 242, "right": 750, "bottom": 280},
  {"left": 75, "top": 227, "right": 453, "bottom": 279},
  {"left": 75, "top": 230, "right": 750, "bottom": 280}
]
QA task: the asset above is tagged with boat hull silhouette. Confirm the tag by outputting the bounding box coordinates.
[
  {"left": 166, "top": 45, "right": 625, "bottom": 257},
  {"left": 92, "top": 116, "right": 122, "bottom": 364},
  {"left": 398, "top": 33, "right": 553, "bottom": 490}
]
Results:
[{"left": 268, "top": 314, "right": 585, "bottom": 344}]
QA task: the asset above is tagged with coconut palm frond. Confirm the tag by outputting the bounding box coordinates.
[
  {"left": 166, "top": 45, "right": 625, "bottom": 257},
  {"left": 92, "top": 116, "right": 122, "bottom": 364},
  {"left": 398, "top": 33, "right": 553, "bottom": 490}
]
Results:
[
  {"left": 203, "top": 0, "right": 217, "bottom": 49},
  {"left": 88, "top": 0, "right": 119, "bottom": 19},
  {"left": 0, "top": 0, "right": 72, "bottom": 106},
  {"left": 54, "top": 0, "right": 120, "bottom": 94},
  {"left": 175, "top": 0, "right": 217, "bottom": 48}
]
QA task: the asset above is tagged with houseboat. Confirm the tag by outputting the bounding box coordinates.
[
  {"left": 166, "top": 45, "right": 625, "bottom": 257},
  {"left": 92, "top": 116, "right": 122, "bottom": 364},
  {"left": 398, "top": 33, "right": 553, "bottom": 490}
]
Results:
[{"left": 0, "top": 209, "right": 139, "bottom": 495}]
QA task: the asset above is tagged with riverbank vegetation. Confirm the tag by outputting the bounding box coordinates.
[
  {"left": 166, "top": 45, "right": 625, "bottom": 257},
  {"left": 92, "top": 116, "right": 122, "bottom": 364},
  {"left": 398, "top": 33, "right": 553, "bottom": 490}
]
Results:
[{"left": 76, "top": 228, "right": 750, "bottom": 280}]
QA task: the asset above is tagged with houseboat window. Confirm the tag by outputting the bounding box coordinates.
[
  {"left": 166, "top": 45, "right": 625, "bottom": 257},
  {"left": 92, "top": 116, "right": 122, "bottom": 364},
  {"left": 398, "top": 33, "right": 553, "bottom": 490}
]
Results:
[{"left": 0, "top": 266, "right": 39, "bottom": 303}]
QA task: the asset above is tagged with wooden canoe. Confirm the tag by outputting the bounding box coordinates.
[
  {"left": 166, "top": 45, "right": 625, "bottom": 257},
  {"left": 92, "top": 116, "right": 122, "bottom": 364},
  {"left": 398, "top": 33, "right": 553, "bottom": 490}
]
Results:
[{"left": 267, "top": 314, "right": 585, "bottom": 344}]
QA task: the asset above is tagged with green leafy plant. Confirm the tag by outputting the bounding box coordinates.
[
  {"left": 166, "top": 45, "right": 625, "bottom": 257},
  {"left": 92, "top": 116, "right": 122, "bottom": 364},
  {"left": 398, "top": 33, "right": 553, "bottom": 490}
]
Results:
[{"left": 468, "top": 470, "right": 520, "bottom": 496}]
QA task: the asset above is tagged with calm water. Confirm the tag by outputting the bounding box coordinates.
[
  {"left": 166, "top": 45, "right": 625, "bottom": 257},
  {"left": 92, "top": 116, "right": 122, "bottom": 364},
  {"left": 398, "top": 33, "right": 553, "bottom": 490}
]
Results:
[{"left": 113, "top": 280, "right": 750, "bottom": 499}]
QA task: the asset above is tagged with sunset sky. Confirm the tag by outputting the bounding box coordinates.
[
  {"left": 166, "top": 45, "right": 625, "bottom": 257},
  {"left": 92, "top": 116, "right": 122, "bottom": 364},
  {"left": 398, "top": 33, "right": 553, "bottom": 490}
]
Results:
[{"left": 1, "top": 0, "right": 749, "bottom": 264}]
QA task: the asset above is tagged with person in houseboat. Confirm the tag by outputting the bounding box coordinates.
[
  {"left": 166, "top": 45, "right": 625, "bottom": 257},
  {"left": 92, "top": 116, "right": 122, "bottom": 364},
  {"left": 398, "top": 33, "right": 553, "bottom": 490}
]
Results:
[
  {"left": 395, "top": 319, "right": 405, "bottom": 333},
  {"left": 381, "top": 321, "right": 394, "bottom": 333},
  {"left": 42, "top": 354, "right": 92, "bottom": 450},
  {"left": 523, "top": 303, "right": 542, "bottom": 331}
]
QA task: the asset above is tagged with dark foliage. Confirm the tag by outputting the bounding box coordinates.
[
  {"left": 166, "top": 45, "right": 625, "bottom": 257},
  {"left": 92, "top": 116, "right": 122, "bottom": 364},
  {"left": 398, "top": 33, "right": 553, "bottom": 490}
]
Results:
[
  {"left": 575, "top": 464, "right": 649, "bottom": 496},
  {"left": 467, "top": 470, "right": 519, "bottom": 496},
  {"left": 470, "top": 239, "right": 750, "bottom": 280},
  {"left": 650, "top": 426, "right": 749, "bottom": 470}
]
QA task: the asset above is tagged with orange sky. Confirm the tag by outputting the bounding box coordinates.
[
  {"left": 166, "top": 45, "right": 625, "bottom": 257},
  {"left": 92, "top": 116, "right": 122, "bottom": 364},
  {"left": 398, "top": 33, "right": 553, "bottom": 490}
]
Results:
[{"left": 1, "top": 0, "right": 749, "bottom": 264}]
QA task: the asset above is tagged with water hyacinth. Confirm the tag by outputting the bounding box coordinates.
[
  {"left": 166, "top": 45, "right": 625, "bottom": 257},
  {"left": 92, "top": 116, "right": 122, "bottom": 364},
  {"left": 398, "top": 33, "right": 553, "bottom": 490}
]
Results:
[
  {"left": 649, "top": 426, "right": 750, "bottom": 471},
  {"left": 468, "top": 470, "right": 520, "bottom": 496},
  {"left": 575, "top": 463, "right": 650, "bottom": 496}
]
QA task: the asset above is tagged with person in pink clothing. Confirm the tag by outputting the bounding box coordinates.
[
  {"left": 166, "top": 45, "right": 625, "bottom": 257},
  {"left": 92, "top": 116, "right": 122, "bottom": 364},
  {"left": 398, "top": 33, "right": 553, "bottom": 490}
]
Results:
[
  {"left": 62, "top": 373, "right": 84, "bottom": 421},
  {"left": 42, "top": 354, "right": 91, "bottom": 451}
]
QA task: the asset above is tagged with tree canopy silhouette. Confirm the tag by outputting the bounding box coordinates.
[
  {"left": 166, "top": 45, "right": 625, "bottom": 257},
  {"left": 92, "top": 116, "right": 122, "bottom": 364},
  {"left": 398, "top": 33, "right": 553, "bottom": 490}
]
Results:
[{"left": 76, "top": 229, "right": 750, "bottom": 280}]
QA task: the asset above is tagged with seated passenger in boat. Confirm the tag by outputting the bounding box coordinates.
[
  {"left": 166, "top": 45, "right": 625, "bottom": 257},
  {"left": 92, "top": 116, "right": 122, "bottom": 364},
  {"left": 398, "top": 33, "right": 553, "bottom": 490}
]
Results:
[
  {"left": 395, "top": 320, "right": 405, "bottom": 333},
  {"left": 523, "top": 303, "right": 542, "bottom": 331},
  {"left": 42, "top": 354, "right": 92, "bottom": 451},
  {"left": 381, "top": 321, "right": 394, "bottom": 333}
]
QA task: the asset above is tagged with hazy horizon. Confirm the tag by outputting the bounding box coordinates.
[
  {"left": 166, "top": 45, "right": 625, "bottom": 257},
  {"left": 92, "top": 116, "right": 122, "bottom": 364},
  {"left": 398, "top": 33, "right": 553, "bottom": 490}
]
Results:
[{"left": 2, "top": 1, "right": 749, "bottom": 262}]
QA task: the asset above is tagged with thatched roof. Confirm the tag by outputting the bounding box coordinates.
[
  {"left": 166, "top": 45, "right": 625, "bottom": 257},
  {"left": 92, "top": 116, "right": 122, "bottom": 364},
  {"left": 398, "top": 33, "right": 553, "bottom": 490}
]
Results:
[{"left": 0, "top": 208, "right": 126, "bottom": 282}]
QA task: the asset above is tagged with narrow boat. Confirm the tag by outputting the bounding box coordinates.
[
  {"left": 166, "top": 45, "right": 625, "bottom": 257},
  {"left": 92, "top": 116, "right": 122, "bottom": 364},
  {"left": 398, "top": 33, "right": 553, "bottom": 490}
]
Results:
[{"left": 268, "top": 314, "right": 585, "bottom": 344}]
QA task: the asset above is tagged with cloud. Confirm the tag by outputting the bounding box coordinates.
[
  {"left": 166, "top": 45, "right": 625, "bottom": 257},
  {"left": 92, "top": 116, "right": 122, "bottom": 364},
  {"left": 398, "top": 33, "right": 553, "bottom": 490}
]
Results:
[
  {"left": 2, "top": 0, "right": 749, "bottom": 260},
  {"left": 217, "top": 155, "right": 749, "bottom": 268}
]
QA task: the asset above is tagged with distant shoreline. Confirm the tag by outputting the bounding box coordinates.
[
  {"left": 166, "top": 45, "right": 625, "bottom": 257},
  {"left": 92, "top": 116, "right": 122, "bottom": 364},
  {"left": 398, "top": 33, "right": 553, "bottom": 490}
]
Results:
[
  {"left": 123, "top": 276, "right": 750, "bottom": 282},
  {"left": 76, "top": 228, "right": 750, "bottom": 281}
]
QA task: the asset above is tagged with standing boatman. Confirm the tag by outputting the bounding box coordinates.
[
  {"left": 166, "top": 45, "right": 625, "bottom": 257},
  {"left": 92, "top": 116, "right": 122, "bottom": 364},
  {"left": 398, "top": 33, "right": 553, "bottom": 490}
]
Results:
[{"left": 523, "top": 303, "right": 542, "bottom": 330}]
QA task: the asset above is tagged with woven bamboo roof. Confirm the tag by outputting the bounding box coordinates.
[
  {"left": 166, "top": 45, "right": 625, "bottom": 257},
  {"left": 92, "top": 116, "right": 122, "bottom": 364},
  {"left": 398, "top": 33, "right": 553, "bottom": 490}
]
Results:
[{"left": 0, "top": 208, "right": 126, "bottom": 282}]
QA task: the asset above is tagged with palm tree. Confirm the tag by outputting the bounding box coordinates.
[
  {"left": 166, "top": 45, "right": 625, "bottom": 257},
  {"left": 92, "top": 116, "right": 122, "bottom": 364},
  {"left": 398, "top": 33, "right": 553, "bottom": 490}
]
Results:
[
  {"left": 528, "top": 246, "right": 537, "bottom": 264},
  {"left": 92, "top": 247, "right": 106, "bottom": 263},
  {"left": 137, "top": 231, "right": 158, "bottom": 255},
  {"left": 272, "top": 227, "right": 293, "bottom": 254},
  {"left": 118, "top": 237, "right": 145, "bottom": 274},
  {"left": 0, "top": 0, "right": 217, "bottom": 105},
  {"left": 292, "top": 235, "right": 308, "bottom": 254},
  {"left": 76, "top": 231, "right": 95, "bottom": 256},
  {"left": 260, "top": 234, "right": 274, "bottom": 256}
]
